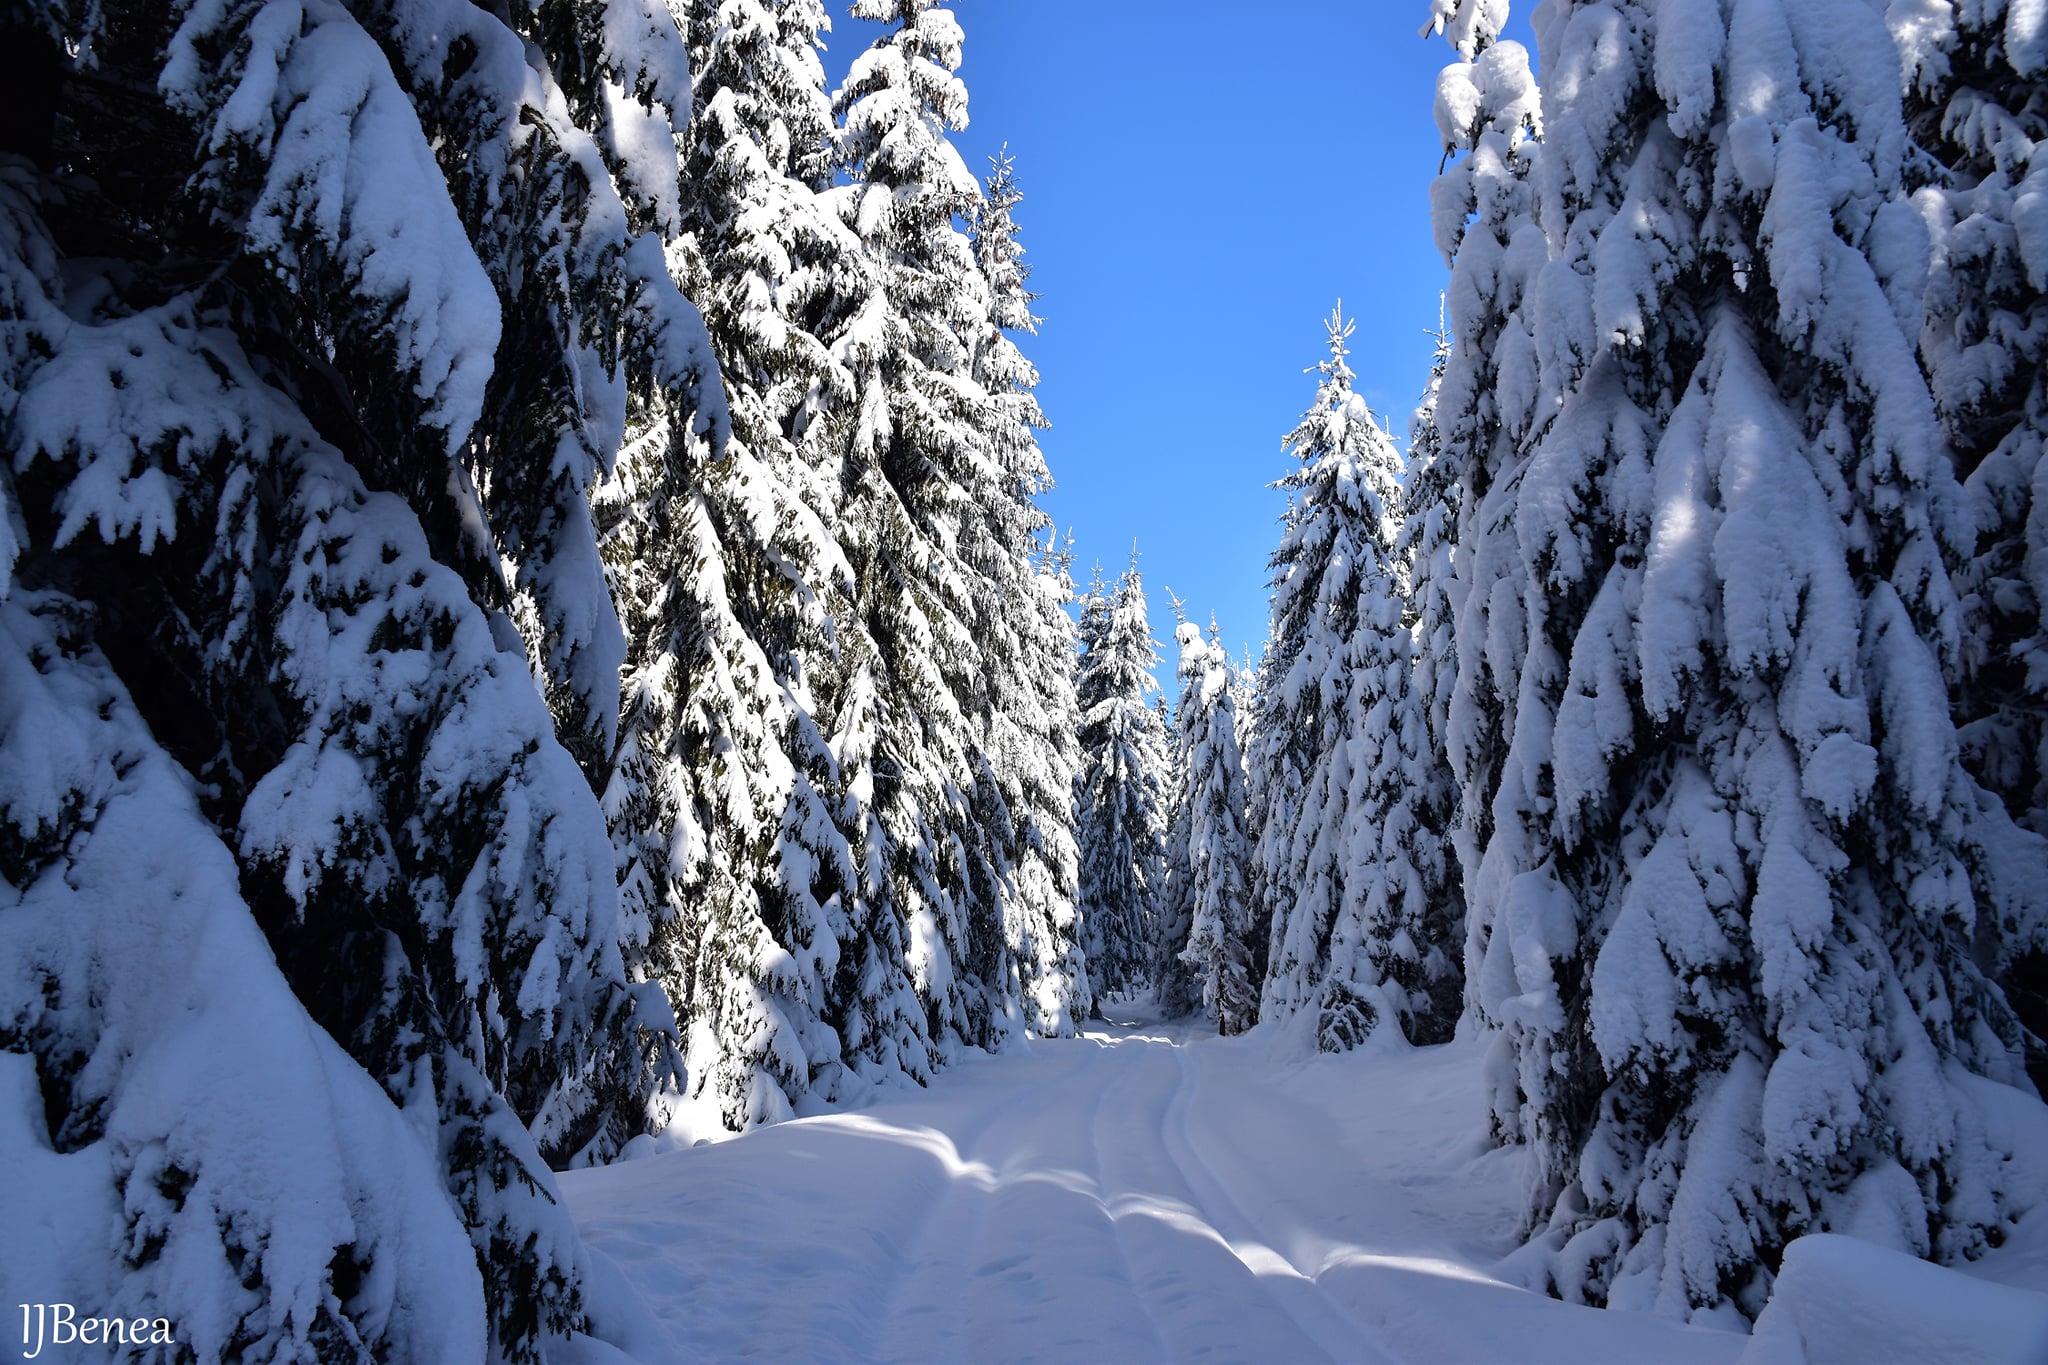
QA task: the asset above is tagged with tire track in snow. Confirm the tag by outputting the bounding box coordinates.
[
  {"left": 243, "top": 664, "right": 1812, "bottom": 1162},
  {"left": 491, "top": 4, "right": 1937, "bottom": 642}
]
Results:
[
  {"left": 1082, "top": 1033, "right": 1180, "bottom": 1365},
  {"left": 1085, "top": 1033, "right": 1364, "bottom": 1362},
  {"left": 867, "top": 1046, "right": 1089, "bottom": 1362},
  {"left": 943, "top": 1033, "right": 1168, "bottom": 1363},
  {"left": 564, "top": 1019, "right": 1752, "bottom": 1365},
  {"left": 1163, "top": 1041, "right": 1400, "bottom": 1362}
]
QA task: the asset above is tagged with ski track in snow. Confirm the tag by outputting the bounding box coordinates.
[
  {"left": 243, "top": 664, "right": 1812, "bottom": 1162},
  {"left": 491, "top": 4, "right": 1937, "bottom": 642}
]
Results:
[{"left": 563, "top": 1003, "right": 1757, "bottom": 1364}]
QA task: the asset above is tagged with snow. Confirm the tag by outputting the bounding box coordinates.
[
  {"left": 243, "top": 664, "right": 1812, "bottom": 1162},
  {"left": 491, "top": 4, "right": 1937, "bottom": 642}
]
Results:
[
  {"left": 564, "top": 1005, "right": 1772, "bottom": 1364},
  {"left": 163, "top": 0, "right": 502, "bottom": 453},
  {"left": 1739, "top": 1234, "right": 2048, "bottom": 1365},
  {"left": 1655, "top": 0, "right": 1725, "bottom": 139},
  {"left": 1422, "top": 0, "right": 1513, "bottom": 60}
]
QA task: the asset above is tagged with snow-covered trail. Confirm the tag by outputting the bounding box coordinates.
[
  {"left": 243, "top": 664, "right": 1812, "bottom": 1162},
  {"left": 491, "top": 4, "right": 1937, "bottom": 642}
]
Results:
[{"left": 562, "top": 1008, "right": 1747, "bottom": 1364}]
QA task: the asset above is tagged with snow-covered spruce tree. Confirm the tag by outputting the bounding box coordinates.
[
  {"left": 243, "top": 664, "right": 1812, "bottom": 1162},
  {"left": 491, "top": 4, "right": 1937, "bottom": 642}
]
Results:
[
  {"left": 966, "top": 151, "right": 1090, "bottom": 1036},
  {"left": 1076, "top": 561, "right": 1174, "bottom": 1000},
  {"left": 1255, "top": 309, "right": 1378, "bottom": 1026},
  {"left": 1152, "top": 601, "right": 1200, "bottom": 1018},
  {"left": 1162, "top": 618, "right": 1258, "bottom": 1034},
  {"left": 1892, "top": 0, "right": 2048, "bottom": 1090},
  {"left": 1253, "top": 307, "right": 1459, "bottom": 1048},
  {"left": 1005, "top": 528, "right": 1092, "bottom": 1033},
  {"left": 1432, "top": 0, "right": 2048, "bottom": 1320},
  {"left": 822, "top": 0, "right": 980, "bottom": 1065},
  {"left": 1422, "top": 2, "right": 1543, "bottom": 1076},
  {"left": 597, "top": 0, "right": 868, "bottom": 1131},
  {"left": 344, "top": 0, "right": 714, "bottom": 796},
  {"left": 1150, "top": 680, "right": 1183, "bottom": 1004},
  {"left": 1228, "top": 647, "right": 1269, "bottom": 994},
  {"left": 1073, "top": 571, "right": 1118, "bottom": 980},
  {"left": 0, "top": 591, "right": 489, "bottom": 1362},
  {"left": 1388, "top": 309, "right": 1467, "bottom": 1042},
  {"left": 240, "top": 0, "right": 725, "bottom": 1170},
  {"left": 822, "top": 0, "right": 1061, "bottom": 1059},
  {"left": 1248, "top": 658, "right": 1305, "bottom": 1011},
  {"left": 2, "top": 1, "right": 722, "bottom": 1355},
  {"left": 596, "top": 386, "right": 851, "bottom": 1131}
]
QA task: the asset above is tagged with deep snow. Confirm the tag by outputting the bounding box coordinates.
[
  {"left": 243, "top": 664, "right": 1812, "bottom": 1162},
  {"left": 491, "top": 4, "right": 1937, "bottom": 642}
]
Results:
[{"left": 561, "top": 997, "right": 2047, "bottom": 1363}]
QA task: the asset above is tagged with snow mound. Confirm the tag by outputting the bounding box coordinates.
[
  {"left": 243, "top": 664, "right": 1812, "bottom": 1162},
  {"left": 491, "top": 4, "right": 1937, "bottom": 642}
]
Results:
[{"left": 1739, "top": 1233, "right": 2048, "bottom": 1365}]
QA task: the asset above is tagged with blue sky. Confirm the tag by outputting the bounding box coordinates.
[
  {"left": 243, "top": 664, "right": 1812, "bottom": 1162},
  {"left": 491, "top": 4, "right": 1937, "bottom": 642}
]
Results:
[{"left": 826, "top": 3, "right": 1533, "bottom": 693}]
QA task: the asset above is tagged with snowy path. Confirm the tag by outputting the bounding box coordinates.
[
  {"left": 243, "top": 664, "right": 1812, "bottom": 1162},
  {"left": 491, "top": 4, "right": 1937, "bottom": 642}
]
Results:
[{"left": 562, "top": 1008, "right": 1749, "bottom": 1364}]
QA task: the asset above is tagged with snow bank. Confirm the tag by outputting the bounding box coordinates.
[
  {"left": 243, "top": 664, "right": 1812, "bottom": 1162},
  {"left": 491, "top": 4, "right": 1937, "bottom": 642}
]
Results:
[{"left": 1739, "top": 1233, "right": 2048, "bottom": 1365}]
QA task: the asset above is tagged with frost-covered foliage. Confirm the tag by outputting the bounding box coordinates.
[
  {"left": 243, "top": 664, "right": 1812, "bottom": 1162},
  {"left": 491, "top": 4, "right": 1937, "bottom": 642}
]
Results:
[
  {"left": 1, "top": 0, "right": 719, "bottom": 1353},
  {"left": 1161, "top": 618, "right": 1258, "bottom": 1034},
  {"left": 1426, "top": 12, "right": 1545, "bottom": 1036},
  {"left": 1391, "top": 312, "right": 1467, "bottom": 1040},
  {"left": 1254, "top": 309, "right": 1460, "bottom": 1049},
  {"left": 967, "top": 154, "right": 1091, "bottom": 1038},
  {"left": 0, "top": 592, "right": 490, "bottom": 1363},
  {"left": 1892, "top": 0, "right": 2048, "bottom": 1088},
  {"left": 333, "top": 0, "right": 720, "bottom": 790},
  {"left": 598, "top": 385, "right": 847, "bottom": 1133},
  {"left": 1255, "top": 314, "right": 1391, "bottom": 1024},
  {"left": 1075, "top": 562, "right": 1173, "bottom": 1001},
  {"left": 597, "top": 0, "right": 863, "bottom": 1134},
  {"left": 819, "top": 1, "right": 1085, "bottom": 1062},
  {"left": 1431, "top": 0, "right": 2048, "bottom": 1324},
  {"left": 1421, "top": 0, "right": 1512, "bottom": 59}
]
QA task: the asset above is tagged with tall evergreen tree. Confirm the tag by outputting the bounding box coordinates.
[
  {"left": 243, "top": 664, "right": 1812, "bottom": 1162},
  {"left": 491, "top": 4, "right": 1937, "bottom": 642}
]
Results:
[
  {"left": 967, "top": 151, "right": 1090, "bottom": 1036},
  {"left": 1253, "top": 309, "right": 1382, "bottom": 1024},
  {"left": 1253, "top": 307, "right": 1460, "bottom": 1048},
  {"left": 598, "top": 0, "right": 869, "bottom": 1131},
  {"left": 0, "top": 589, "right": 491, "bottom": 1363},
  {"left": 1388, "top": 309, "right": 1467, "bottom": 1041},
  {"left": 597, "top": 387, "right": 849, "bottom": 1130},
  {"left": 1074, "top": 570, "right": 1118, "bottom": 981},
  {"left": 1076, "top": 561, "right": 1173, "bottom": 1001},
  {"left": 1422, "top": 3, "right": 1544, "bottom": 1069},
  {"left": 1152, "top": 599, "right": 1201, "bottom": 1018},
  {"left": 1892, "top": 0, "right": 2048, "bottom": 1091},
  {"left": 1245, "top": 309, "right": 1359, "bottom": 1019},
  {"left": 1165, "top": 617, "right": 1258, "bottom": 1034},
  {"left": 2, "top": 0, "right": 722, "bottom": 1355},
  {"left": 1004, "top": 527, "right": 1093, "bottom": 1033},
  {"left": 1431, "top": 0, "right": 2048, "bottom": 1321},
  {"left": 824, "top": 0, "right": 1043, "bottom": 1059}
]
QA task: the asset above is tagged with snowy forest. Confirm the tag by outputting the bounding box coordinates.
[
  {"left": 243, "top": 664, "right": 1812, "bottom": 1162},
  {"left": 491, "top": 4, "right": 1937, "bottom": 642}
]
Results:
[{"left": 3, "top": 0, "right": 2048, "bottom": 1361}]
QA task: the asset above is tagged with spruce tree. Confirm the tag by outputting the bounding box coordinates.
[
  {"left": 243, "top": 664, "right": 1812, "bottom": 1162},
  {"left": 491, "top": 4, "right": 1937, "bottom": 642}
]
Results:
[
  {"left": 1253, "top": 307, "right": 1459, "bottom": 1048},
  {"left": 0, "top": 590, "right": 490, "bottom": 1363},
  {"left": 1152, "top": 601, "right": 1200, "bottom": 1019},
  {"left": 1006, "top": 527, "right": 1093, "bottom": 1034},
  {"left": 1431, "top": 0, "right": 2048, "bottom": 1321},
  {"left": 1076, "top": 561, "right": 1173, "bottom": 1001},
  {"left": 2, "top": 2, "right": 721, "bottom": 1355},
  {"left": 967, "top": 151, "right": 1090, "bottom": 1036},
  {"left": 1421, "top": 2, "right": 1543, "bottom": 1071},
  {"left": 1389, "top": 310, "right": 1467, "bottom": 1041},
  {"left": 1253, "top": 309, "right": 1378, "bottom": 1025},
  {"left": 1894, "top": 0, "right": 2048, "bottom": 1091},
  {"left": 1165, "top": 617, "right": 1258, "bottom": 1034},
  {"left": 824, "top": 0, "right": 1007, "bottom": 1059},
  {"left": 1074, "top": 570, "right": 1118, "bottom": 982},
  {"left": 598, "top": 0, "right": 868, "bottom": 1131}
]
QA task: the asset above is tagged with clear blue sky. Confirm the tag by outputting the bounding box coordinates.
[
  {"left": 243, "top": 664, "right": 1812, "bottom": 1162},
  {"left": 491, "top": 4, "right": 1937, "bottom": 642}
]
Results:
[{"left": 824, "top": 3, "right": 1536, "bottom": 692}]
